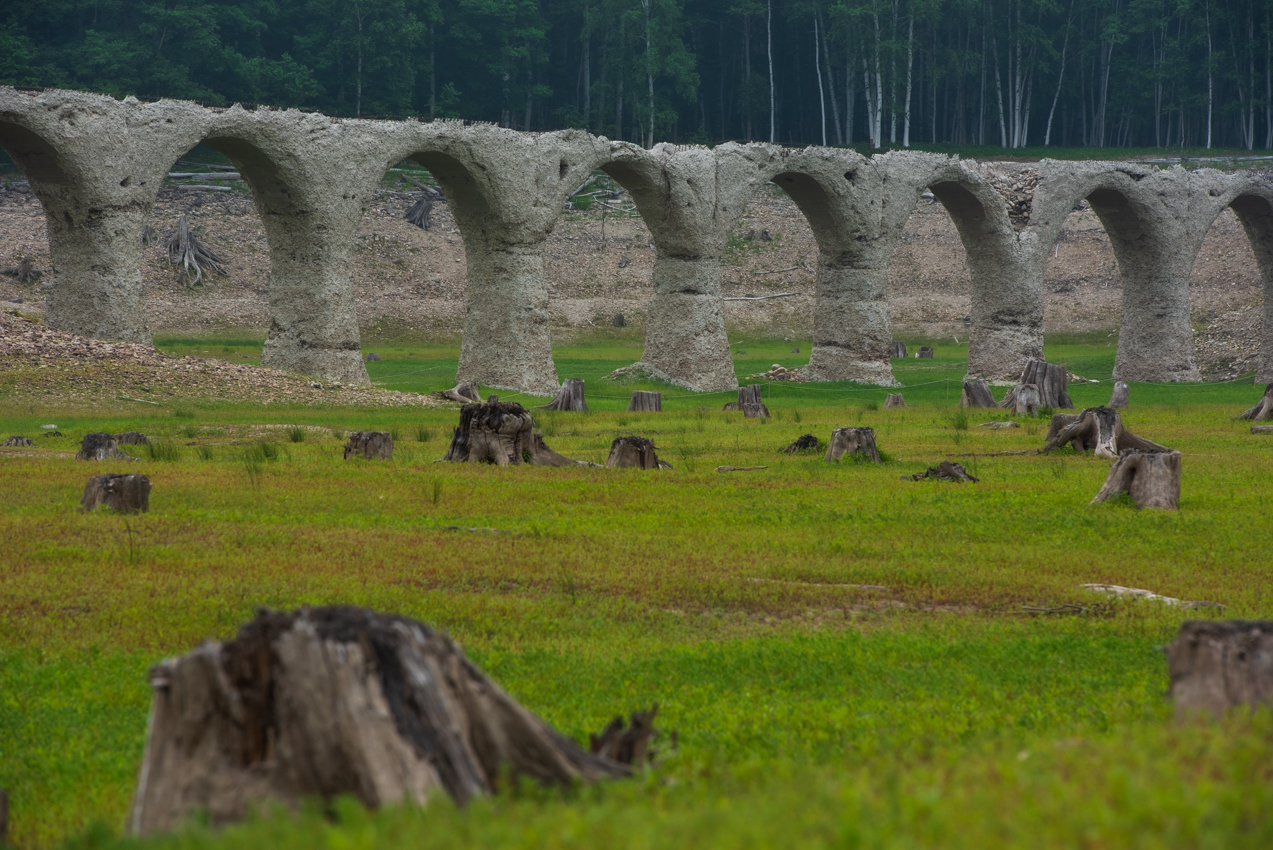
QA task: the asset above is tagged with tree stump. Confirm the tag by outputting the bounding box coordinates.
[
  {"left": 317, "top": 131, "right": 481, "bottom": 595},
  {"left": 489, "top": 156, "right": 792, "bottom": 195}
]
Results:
[
  {"left": 432, "top": 382, "right": 482, "bottom": 404},
  {"left": 782, "top": 434, "right": 820, "bottom": 453},
  {"left": 742, "top": 402, "right": 770, "bottom": 418},
  {"left": 890, "top": 341, "right": 908, "bottom": 359},
  {"left": 1005, "top": 383, "right": 1041, "bottom": 417},
  {"left": 1165, "top": 620, "right": 1273, "bottom": 719},
  {"left": 1010, "top": 359, "right": 1073, "bottom": 408},
  {"left": 1237, "top": 383, "right": 1273, "bottom": 421},
  {"left": 539, "top": 379, "right": 589, "bottom": 412},
  {"left": 959, "top": 379, "right": 997, "bottom": 408},
  {"left": 2, "top": 436, "right": 33, "bottom": 447},
  {"left": 917, "top": 346, "right": 934, "bottom": 359},
  {"left": 443, "top": 403, "right": 590, "bottom": 466},
  {"left": 905, "top": 460, "right": 978, "bottom": 482},
  {"left": 884, "top": 393, "right": 906, "bottom": 408},
  {"left": 77, "top": 432, "right": 133, "bottom": 461},
  {"left": 80, "top": 474, "right": 151, "bottom": 514},
  {"left": 606, "top": 436, "right": 663, "bottom": 469},
  {"left": 612, "top": 313, "right": 626, "bottom": 327},
  {"left": 1039, "top": 406, "right": 1170, "bottom": 459},
  {"left": 364, "top": 352, "right": 382, "bottom": 362},
  {"left": 824, "top": 427, "right": 881, "bottom": 463},
  {"left": 114, "top": 432, "right": 150, "bottom": 445},
  {"left": 723, "top": 384, "right": 763, "bottom": 412},
  {"left": 344, "top": 432, "right": 394, "bottom": 461},
  {"left": 1090, "top": 450, "right": 1181, "bottom": 510},
  {"left": 627, "top": 391, "right": 663, "bottom": 412},
  {"left": 1109, "top": 381, "right": 1129, "bottom": 409},
  {"left": 130, "top": 606, "right": 645, "bottom": 835}
]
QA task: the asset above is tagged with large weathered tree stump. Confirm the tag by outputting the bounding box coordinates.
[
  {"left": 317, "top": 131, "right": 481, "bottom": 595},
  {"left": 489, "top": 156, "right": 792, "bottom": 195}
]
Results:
[
  {"left": 606, "top": 436, "right": 663, "bottom": 469},
  {"left": 344, "top": 432, "right": 394, "bottom": 460},
  {"left": 432, "top": 382, "right": 482, "bottom": 405},
  {"left": 443, "top": 403, "right": 589, "bottom": 466},
  {"left": 80, "top": 474, "right": 151, "bottom": 514},
  {"left": 723, "top": 384, "right": 764, "bottom": 412},
  {"left": 884, "top": 393, "right": 906, "bottom": 408},
  {"left": 1090, "top": 450, "right": 1181, "bottom": 510},
  {"left": 2, "top": 436, "right": 33, "bottom": 447},
  {"left": 1166, "top": 620, "right": 1273, "bottom": 719},
  {"left": 1237, "top": 383, "right": 1273, "bottom": 421},
  {"left": 77, "top": 432, "right": 133, "bottom": 461},
  {"left": 1109, "top": 381, "right": 1129, "bottom": 409},
  {"left": 890, "top": 341, "right": 908, "bottom": 359},
  {"left": 917, "top": 346, "right": 934, "bottom": 359},
  {"left": 1007, "top": 359, "right": 1073, "bottom": 409},
  {"left": 1039, "top": 406, "right": 1170, "bottom": 459},
  {"left": 959, "top": 379, "right": 997, "bottom": 408},
  {"left": 782, "top": 434, "right": 820, "bottom": 454},
  {"left": 905, "top": 460, "right": 978, "bottom": 482},
  {"left": 130, "top": 606, "right": 645, "bottom": 835},
  {"left": 539, "top": 379, "right": 589, "bottom": 412},
  {"left": 1004, "top": 383, "right": 1041, "bottom": 417},
  {"left": 824, "top": 427, "right": 881, "bottom": 463},
  {"left": 627, "top": 391, "right": 663, "bottom": 412}
]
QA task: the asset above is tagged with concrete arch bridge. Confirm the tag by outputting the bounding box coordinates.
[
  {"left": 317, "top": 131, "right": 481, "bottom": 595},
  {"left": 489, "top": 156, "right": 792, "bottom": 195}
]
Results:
[{"left": 3, "top": 87, "right": 1271, "bottom": 393}]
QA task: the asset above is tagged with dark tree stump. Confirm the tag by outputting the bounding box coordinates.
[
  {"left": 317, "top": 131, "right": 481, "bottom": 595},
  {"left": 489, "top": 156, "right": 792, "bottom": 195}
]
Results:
[
  {"left": 959, "top": 379, "right": 997, "bottom": 408},
  {"left": 1004, "top": 383, "right": 1041, "bottom": 417},
  {"left": 344, "top": 432, "right": 394, "bottom": 461},
  {"left": 114, "top": 432, "right": 150, "bottom": 445},
  {"left": 612, "top": 313, "right": 626, "bottom": 327},
  {"left": 130, "top": 607, "right": 642, "bottom": 835},
  {"left": 2, "top": 436, "right": 33, "bottom": 447},
  {"left": 1109, "top": 381, "right": 1129, "bottom": 409},
  {"left": 444, "top": 403, "right": 590, "bottom": 466},
  {"left": 1009, "top": 359, "right": 1073, "bottom": 408},
  {"left": 627, "top": 391, "right": 663, "bottom": 412},
  {"left": 1090, "top": 450, "right": 1181, "bottom": 510},
  {"left": 742, "top": 402, "right": 770, "bottom": 418},
  {"left": 77, "top": 432, "right": 133, "bottom": 461},
  {"left": 1166, "top": 620, "right": 1273, "bottom": 719},
  {"left": 432, "top": 382, "right": 482, "bottom": 404},
  {"left": 824, "top": 427, "right": 881, "bottom": 463},
  {"left": 606, "top": 436, "right": 663, "bottom": 469},
  {"left": 782, "top": 434, "right": 821, "bottom": 453},
  {"left": 1237, "top": 383, "right": 1273, "bottom": 421},
  {"left": 723, "top": 384, "right": 763, "bottom": 412},
  {"left": 884, "top": 393, "right": 906, "bottom": 408},
  {"left": 917, "top": 346, "right": 934, "bottom": 359},
  {"left": 539, "top": 378, "right": 588, "bottom": 412},
  {"left": 80, "top": 474, "right": 151, "bottom": 514},
  {"left": 906, "top": 460, "right": 978, "bottom": 482},
  {"left": 590, "top": 707, "right": 659, "bottom": 765},
  {"left": 364, "top": 352, "right": 382, "bottom": 362},
  {"left": 1040, "top": 406, "right": 1170, "bottom": 459},
  {"left": 890, "top": 341, "right": 908, "bottom": 359}
]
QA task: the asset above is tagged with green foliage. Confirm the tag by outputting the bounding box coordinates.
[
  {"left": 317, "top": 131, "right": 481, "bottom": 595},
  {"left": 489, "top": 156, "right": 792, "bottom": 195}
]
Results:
[
  {"left": 143, "top": 441, "right": 181, "bottom": 462},
  {"left": 288, "top": 427, "right": 307, "bottom": 443},
  {"left": 415, "top": 425, "right": 433, "bottom": 442}
]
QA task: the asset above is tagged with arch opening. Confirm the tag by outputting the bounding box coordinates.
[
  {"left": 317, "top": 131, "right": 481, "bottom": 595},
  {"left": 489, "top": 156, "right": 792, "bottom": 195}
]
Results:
[{"left": 1220, "top": 192, "right": 1273, "bottom": 382}]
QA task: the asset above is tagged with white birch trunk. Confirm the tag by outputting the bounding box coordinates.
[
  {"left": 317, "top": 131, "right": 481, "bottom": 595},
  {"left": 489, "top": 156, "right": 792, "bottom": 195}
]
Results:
[
  {"left": 816, "top": 14, "right": 827, "bottom": 145},
  {"left": 902, "top": 15, "right": 914, "bottom": 148},
  {"left": 768, "top": 0, "right": 776, "bottom": 143}
]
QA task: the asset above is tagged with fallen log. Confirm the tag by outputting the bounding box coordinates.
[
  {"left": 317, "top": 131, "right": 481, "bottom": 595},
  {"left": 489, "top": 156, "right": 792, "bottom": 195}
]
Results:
[
  {"left": 1109, "top": 381, "right": 1129, "bottom": 409},
  {"left": 1039, "top": 406, "right": 1170, "bottom": 459},
  {"left": 824, "top": 427, "right": 881, "bottom": 463},
  {"left": 1253, "top": 425, "right": 1273, "bottom": 434},
  {"left": 80, "top": 474, "right": 151, "bottom": 514},
  {"left": 960, "top": 379, "right": 997, "bottom": 408},
  {"left": 1090, "top": 450, "right": 1181, "bottom": 510},
  {"left": 905, "top": 460, "right": 978, "bottom": 482},
  {"left": 539, "top": 378, "right": 588, "bottom": 412},
  {"left": 344, "top": 431, "right": 394, "bottom": 460},
  {"left": 884, "top": 393, "right": 906, "bottom": 408},
  {"left": 782, "top": 434, "right": 820, "bottom": 454},
  {"left": 432, "top": 381, "right": 482, "bottom": 404},
  {"left": 606, "top": 435, "right": 665, "bottom": 469},
  {"left": 130, "top": 606, "right": 647, "bottom": 834},
  {"left": 627, "top": 391, "right": 662, "bottom": 412},
  {"left": 1165, "top": 620, "right": 1273, "bottom": 719},
  {"left": 1237, "top": 383, "right": 1273, "bottom": 421},
  {"left": 716, "top": 465, "right": 768, "bottom": 473},
  {"left": 978, "top": 421, "right": 1020, "bottom": 429}
]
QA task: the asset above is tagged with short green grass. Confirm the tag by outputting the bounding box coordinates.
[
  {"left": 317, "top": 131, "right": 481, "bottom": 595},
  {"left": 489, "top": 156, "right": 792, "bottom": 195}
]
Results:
[{"left": 2, "top": 334, "right": 1271, "bottom": 848}]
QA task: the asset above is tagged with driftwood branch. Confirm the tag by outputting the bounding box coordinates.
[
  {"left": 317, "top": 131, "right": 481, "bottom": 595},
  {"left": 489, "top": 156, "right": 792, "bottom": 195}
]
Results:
[{"left": 723, "top": 292, "right": 802, "bottom": 302}]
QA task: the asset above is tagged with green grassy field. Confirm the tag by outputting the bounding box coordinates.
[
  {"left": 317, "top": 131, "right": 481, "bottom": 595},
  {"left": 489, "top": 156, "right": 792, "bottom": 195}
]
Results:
[{"left": 2, "top": 335, "right": 1271, "bottom": 849}]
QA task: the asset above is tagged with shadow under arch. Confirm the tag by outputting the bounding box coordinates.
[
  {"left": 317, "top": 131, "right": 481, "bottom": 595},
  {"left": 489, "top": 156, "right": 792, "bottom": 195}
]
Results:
[
  {"left": 0, "top": 120, "right": 70, "bottom": 187},
  {"left": 1226, "top": 192, "right": 1273, "bottom": 382}
]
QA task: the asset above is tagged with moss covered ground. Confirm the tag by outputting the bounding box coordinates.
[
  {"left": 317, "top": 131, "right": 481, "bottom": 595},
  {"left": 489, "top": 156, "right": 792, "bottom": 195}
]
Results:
[{"left": 2, "top": 334, "right": 1271, "bottom": 848}]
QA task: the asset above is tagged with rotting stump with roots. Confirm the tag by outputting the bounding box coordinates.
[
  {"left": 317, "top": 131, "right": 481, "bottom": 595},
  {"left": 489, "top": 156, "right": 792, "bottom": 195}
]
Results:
[
  {"left": 130, "top": 606, "right": 655, "bottom": 835},
  {"left": 1039, "top": 407, "right": 1170, "bottom": 459}
]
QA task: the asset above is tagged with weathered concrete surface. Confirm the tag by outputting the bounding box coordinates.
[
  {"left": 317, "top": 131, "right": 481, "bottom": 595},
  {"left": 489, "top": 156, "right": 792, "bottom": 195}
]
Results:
[{"left": 5, "top": 85, "right": 1273, "bottom": 390}]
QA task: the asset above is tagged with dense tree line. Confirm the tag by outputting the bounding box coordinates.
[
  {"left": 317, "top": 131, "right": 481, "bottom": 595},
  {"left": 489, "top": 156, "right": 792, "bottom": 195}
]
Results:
[{"left": 3, "top": 0, "right": 1272, "bottom": 150}]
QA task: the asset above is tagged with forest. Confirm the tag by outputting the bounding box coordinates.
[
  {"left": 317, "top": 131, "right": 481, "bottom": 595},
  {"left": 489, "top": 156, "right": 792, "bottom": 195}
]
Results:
[{"left": 2, "top": 0, "right": 1272, "bottom": 151}]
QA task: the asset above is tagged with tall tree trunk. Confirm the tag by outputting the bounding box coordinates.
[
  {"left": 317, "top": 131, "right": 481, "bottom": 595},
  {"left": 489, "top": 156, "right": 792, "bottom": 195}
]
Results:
[
  {"left": 889, "top": 0, "right": 898, "bottom": 143},
  {"left": 768, "top": 0, "right": 776, "bottom": 143},
  {"left": 743, "top": 14, "right": 752, "bottom": 141},
  {"left": 429, "top": 24, "right": 436, "bottom": 119},
  {"left": 1044, "top": 0, "right": 1074, "bottom": 146},
  {"left": 583, "top": 6, "right": 591, "bottom": 129},
  {"left": 1206, "top": 0, "right": 1213, "bottom": 149},
  {"left": 815, "top": 13, "right": 827, "bottom": 145},
  {"left": 903, "top": 15, "right": 914, "bottom": 147},
  {"left": 525, "top": 41, "right": 534, "bottom": 131},
  {"left": 354, "top": 2, "right": 365, "bottom": 118},
  {"left": 641, "top": 0, "right": 654, "bottom": 148},
  {"left": 819, "top": 9, "right": 843, "bottom": 144},
  {"left": 873, "top": 13, "right": 883, "bottom": 147},
  {"left": 992, "top": 36, "right": 1008, "bottom": 146}
]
